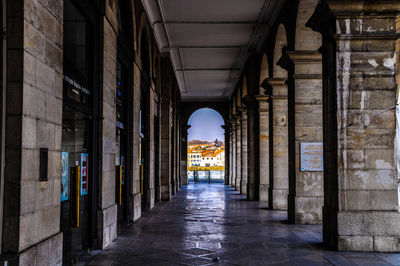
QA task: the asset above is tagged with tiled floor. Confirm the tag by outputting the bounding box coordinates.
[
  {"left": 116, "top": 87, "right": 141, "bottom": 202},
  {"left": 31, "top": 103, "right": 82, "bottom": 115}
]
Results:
[{"left": 86, "top": 184, "right": 400, "bottom": 265}]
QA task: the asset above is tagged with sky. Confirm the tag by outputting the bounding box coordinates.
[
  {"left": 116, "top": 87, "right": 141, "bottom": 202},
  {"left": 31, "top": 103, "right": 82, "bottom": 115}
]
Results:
[{"left": 188, "top": 108, "right": 225, "bottom": 142}]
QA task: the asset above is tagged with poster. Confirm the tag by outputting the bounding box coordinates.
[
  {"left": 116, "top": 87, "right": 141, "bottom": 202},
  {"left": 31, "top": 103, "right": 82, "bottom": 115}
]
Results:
[
  {"left": 80, "top": 153, "right": 89, "bottom": 195},
  {"left": 121, "top": 156, "right": 125, "bottom": 184},
  {"left": 61, "top": 152, "right": 69, "bottom": 202},
  {"left": 300, "top": 142, "right": 323, "bottom": 172}
]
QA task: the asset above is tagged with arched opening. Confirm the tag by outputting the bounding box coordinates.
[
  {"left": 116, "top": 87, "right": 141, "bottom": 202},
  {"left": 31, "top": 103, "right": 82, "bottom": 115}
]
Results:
[
  {"left": 115, "top": 0, "right": 134, "bottom": 226},
  {"left": 187, "top": 108, "right": 225, "bottom": 183},
  {"left": 273, "top": 24, "right": 288, "bottom": 79}
]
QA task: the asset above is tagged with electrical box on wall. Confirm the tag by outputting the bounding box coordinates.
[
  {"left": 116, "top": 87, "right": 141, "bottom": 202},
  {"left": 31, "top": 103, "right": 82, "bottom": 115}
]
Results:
[{"left": 39, "top": 148, "right": 48, "bottom": 182}]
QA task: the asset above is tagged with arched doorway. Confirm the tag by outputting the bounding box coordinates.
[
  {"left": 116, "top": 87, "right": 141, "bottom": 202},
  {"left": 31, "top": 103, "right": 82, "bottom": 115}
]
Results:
[{"left": 187, "top": 108, "right": 225, "bottom": 183}]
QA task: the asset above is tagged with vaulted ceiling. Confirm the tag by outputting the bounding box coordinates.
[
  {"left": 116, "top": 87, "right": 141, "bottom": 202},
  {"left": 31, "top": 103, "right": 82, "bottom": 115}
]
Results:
[{"left": 142, "top": 0, "right": 285, "bottom": 101}]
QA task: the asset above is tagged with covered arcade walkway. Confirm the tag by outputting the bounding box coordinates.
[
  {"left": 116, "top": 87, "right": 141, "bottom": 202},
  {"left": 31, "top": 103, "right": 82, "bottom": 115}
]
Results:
[{"left": 86, "top": 184, "right": 400, "bottom": 265}]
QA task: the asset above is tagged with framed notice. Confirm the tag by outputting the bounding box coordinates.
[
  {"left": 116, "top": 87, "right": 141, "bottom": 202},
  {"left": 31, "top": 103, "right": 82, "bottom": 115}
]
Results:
[
  {"left": 61, "top": 152, "right": 69, "bottom": 202},
  {"left": 80, "top": 153, "right": 89, "bottom": 195},
  {"left": 300, "top": 142, "right": 323, "bottom": 172}
]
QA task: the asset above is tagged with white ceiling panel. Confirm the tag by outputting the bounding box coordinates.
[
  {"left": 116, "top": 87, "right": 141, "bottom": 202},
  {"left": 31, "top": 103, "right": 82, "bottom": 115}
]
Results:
[
  {"left": 141, "top": 0, "right": 284, "bottom": 101},
  {"left": 179, "top": 48, "right": 240, "bottom": 70},
  {"left": 160, "top": 0, "right": 266, "bottom": 22},
  {"left": 167, "top": 24, "right": 253, "bottom": 47}
]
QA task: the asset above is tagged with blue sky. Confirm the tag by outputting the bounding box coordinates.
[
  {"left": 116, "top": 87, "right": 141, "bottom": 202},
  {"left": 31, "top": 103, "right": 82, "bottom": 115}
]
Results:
[{"left": 188, "top": 108, "right": 225, "bottom": 142}]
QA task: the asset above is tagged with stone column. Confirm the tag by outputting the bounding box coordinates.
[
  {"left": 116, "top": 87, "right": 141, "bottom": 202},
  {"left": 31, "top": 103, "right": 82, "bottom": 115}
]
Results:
[
  {"left": 235, "top": 115, "right": 242, "bottom": 191},
  {"left": 230, "top": 118, "right": 237, "bottom": 187},
  {"left": 160, "top": 59, "right": 172, "bottom": 201},
  {"left": 238, "top": 107, "right": 248, "bottom": 195},
  {"left": 287, "top": 51, "right": 323, "bottom": 224},
  {"left": 268, "top": 78, "right": 289, "bottom": 210},
  {"left": 222, "top": 124, "right": 230, "bottom": 185},
  {"left": 243, "top": 96, "right": 260, "bottom": 200},
  {"left": 309, "top": 1, "right": 400, "bottom": 252},
  {"left": 256, "top": 93, "right": 270, "bottom": 202},
  {"left": 181, "top": 125, "right": 191, "bottom": 185}
]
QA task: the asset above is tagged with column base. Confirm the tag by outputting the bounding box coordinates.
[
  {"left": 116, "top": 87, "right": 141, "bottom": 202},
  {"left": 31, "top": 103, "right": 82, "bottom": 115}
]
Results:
[
  {"left": 130, "top": 192, "right": 142, "bottom": 222},
  {"left": 288, "top": 194, "right": 322, "bottom": 224},
  {"left": 240, "top": 182, "right": 247, "bottom": 195},
  {"left": 161, "top": 184, "right": 171, "bottom": 201},
  {"left": 272, "top": 189, "right": 288, "bottom": 210},
  {"left": 97, "top": 204, "right": 118, "bottom": 249},
  {"left": 18, "top": 233, "right": 63, "bottom": 265},
  {"left": 259, "top": 184, "right": 269, "bottom": 202},
  {"left": 336, "top": 211, "right": 400, "bottom": 252},
  {"left": 235, "top": 178, "right": 241, "bottom": 191}
]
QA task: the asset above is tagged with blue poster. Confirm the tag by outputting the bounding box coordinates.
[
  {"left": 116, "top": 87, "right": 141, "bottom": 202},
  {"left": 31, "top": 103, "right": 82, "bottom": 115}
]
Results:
[
  {"left": 61, "top": 152, "right": 69, "bottom": 202},
  {"left": 121, "top": 156, "right": 125, "bottom": 185},
  {"left": 80, "top": 153, "right": 89, "bottom": 195}
]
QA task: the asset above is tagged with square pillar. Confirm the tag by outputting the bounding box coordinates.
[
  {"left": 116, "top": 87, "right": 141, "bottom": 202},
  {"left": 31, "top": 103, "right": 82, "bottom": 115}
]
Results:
[
  {"left": 309, "top": 1, "right": 400, "bottom": 251},
  {"left": 256, "top": 95, "right": 270, "bottom": 202},
  {"left": 230, "top": 118, "right": 237, "bottom": 188},
  {"left": 235, "top": 115, "right": 242, "bottom": 191},
  {"left": 267, "top": 78, "right": 289, "bottom": 210},
  {"left": 238, "top": 108, "right": 248, "bottom": 195},
  {"left": 287, "top": 51, "right": 324, "bottom": 224}
]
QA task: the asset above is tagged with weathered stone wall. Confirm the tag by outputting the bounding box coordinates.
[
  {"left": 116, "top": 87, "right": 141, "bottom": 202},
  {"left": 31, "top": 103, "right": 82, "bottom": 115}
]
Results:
[
  {"left": 269, "top": 78, "right": 289, "bottom": 210},
  {"left": 258, "top": 95, "right": 270, "bottom": 202},
  {"left": 98, "top": 2, "right": 118, "bottom": 248},
  {"left": 309, "top": 0, "right": 400, "bottom": 252},
  {"left": 2, "top": 0, "right": 64, "bottom": 263},
  {"left": 131, "top": 62, "right": 142, "bottom": 220},
  {"left": 287, "top": 0, "right": 324, "bottom": 225}
]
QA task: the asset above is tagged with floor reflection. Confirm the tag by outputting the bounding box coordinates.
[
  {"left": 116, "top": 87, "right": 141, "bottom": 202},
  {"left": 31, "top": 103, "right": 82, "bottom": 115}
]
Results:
[{"left": 86, "top": 184, "right": 400, "bottom": 265}]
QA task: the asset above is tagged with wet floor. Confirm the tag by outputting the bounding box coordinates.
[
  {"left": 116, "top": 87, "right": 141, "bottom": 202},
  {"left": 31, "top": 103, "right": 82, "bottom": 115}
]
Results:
[{"left": 86, "top": 184, "right": 400, "bottom": 265}]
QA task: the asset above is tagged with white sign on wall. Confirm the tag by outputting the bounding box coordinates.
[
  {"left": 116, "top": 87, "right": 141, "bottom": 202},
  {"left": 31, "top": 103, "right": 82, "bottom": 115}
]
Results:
[{"left": 300, "top": 142, "right": 323, "bottom": 172}]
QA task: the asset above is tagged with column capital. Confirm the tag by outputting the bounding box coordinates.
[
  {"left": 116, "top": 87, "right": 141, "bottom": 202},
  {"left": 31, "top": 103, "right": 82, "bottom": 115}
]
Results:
[
  {"left": 286, "top": 50, "right": 322, "bottom": 63},
  {"left": 326, "top": 1, "right": 400, "bottom": 16},
  {"left": 262, "top": 78, "right": 288, "bottom": 99}
]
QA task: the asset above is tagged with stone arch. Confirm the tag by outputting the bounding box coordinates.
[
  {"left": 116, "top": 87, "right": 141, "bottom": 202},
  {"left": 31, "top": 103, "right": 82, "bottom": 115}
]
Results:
[
  {"left": 153, "top": 54, "right": 161, "bottom": 94},
  {"left": 273, "top": 24, "right": 288, "bottom": 78},
  {"left": 182, "top": 102, "right": 229, "bottom": 126},
  {"left": 242, "top": 76, "right": 248, "bottom": 98},
  {"left": 138, "top": 13, "right": 152, "bottom": 76},
  {"left": 259, "top": 54, "right": 269, "bottom": 85},
  {"left": 129, "top": 0, "right": 137, "bottom": 52},
  {"left": 295, "top": 0, "right": 321, "bottom": 50}
]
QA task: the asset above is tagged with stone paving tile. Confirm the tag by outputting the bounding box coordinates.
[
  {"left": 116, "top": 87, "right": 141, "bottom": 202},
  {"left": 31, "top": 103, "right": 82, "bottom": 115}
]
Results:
[{"left": 86, "top": 184, "right": 400, "bottom": 265}]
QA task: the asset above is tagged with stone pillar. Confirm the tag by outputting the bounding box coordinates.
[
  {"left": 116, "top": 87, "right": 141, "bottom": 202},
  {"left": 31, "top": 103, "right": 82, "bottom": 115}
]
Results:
[
  {"left": 256, "top": 93, "right": 270, "bottom": 202},
  {"left": 222, "top": 124, "right": 230, "bottom": 185},
  {"left": 238, "top": 108, "right": 248, "bottom": 195},
  {"left": 181, "top": 125, "right": 190, "bottom": 185},
  {"left": 2, "top": 0, "right": 63, "bottom": 263},
  {"left": 268, "top": 78, "right": 289, "bottom": 210},
  {"left": 235, "top": 115, "right": 242, "bottom": 191},
  {"left": 243, "top": 96, "right": 260, "bottom": 200},
  {"left": 230, "top": 118, "right": 236, "bottom": 187},
  {"left": 309, "top": 1, "right": 400, "bottom": 252},
  {"left": 160, "top": 59, "right": 172, "bottom": 201},
  {"left": 287, "top": 51, "right": 323, "bottom": 224}
]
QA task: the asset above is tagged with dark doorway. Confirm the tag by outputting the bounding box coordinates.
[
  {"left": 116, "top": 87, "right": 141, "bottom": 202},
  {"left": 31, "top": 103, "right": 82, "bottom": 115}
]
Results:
[
  {"left": 116, "top": 0, "right": 133, "bottom": 226},
  {"left": 61, "top": 0, "right": 100, "bottom": 263}
]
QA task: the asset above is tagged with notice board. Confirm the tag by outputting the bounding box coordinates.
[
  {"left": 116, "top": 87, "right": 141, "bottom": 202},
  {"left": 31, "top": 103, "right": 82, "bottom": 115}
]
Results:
[{"left": 300, "top": 142, "right": 323, "bottom": 172}]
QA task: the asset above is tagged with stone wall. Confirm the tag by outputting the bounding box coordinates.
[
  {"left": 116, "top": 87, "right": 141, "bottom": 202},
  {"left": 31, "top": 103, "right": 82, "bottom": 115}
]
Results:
[
  {"left": 2, "top": 0, "right": 64, "bottom": 263},
  {"left": 98, "top": 2, "right": 118, "bottom": 248}
]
